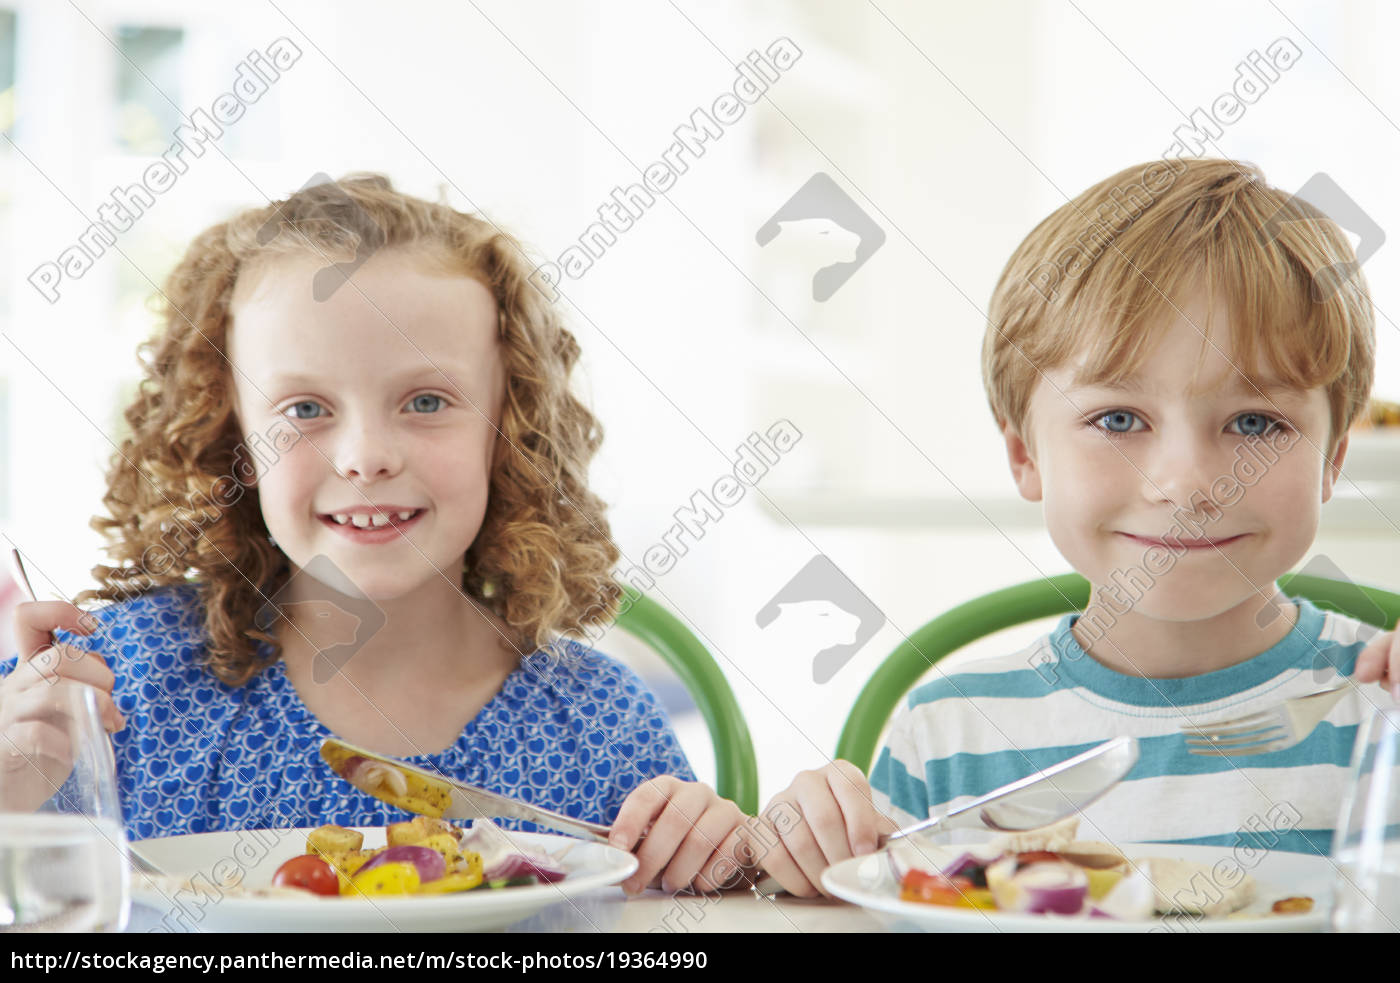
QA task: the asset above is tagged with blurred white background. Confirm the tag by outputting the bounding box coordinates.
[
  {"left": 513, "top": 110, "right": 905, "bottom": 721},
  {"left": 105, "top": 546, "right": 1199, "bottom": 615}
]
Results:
[{"left": 1, "top": 0, "right": 1397, "bottom": 800}]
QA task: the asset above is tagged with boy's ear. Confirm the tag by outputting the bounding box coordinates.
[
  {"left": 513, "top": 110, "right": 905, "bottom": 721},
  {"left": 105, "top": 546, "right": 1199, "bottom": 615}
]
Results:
[
  {"left": 1002, "top": 421, "right": 1043, "bottom": 503},
  {"left": 1320, "top": 431, "right": 1350, "bottom": 504}
]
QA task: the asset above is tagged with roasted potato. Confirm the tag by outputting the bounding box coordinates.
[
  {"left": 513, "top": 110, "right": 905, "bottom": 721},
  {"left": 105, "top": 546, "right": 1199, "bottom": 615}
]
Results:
[{"left": 306, "top": 824, "right": 364, "bottom": 857}]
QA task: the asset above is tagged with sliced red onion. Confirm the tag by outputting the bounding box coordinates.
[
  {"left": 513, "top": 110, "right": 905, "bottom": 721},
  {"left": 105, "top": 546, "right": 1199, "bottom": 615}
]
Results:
[
  {"left": 358, "top": 845, "right": 446, "bottom": 883},
  {"left": 484, "top": 853, "right": 568, "bottom": 884},
  {"left": 993, "top": 861, "right": 1089, "bottom": 915},
  {"left": 343, "top": 756, "right": 409, "bottom": 799},
  {"left": 458, "top": 818, "right": 569, "bottom": 885}
]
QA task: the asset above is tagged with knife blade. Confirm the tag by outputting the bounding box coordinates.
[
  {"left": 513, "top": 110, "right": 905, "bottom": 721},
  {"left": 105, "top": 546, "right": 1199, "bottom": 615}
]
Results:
[{"left": 319, "top": 737, "right": 612, "bottom": 843}]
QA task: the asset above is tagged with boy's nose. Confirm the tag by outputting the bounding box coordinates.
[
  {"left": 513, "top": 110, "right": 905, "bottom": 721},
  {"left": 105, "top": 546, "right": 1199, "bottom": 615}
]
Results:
[{"left": 1143, "top": 436, "right": 1222, "bottom": 512}]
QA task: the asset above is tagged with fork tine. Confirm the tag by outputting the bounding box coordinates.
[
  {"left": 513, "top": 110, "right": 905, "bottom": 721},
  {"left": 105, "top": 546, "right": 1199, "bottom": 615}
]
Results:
[
  {"left": 1185, "top": 737, "right": 1294, "bottom": 757},
  {"left": 1183, "top": 728, "right": 1288, "bottom": 750},
  {"left": 1181, "top": 722, "right": 1282, "bottom": 744}
]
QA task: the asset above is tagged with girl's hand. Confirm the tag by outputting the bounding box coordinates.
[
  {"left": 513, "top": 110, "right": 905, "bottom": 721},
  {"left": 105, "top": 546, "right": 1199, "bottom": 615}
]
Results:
[
  {"left": 751, "top": 760, "right": 897, "bottom": 899},
  {"left": 0, "top": 601, "right": 123, "bottom": 811},
  {"left": 608, "top": 776, "right": 748, "bottom": 896},
  {"left": 1354, "top": 629, "right": 1400, "bottom": 702}
]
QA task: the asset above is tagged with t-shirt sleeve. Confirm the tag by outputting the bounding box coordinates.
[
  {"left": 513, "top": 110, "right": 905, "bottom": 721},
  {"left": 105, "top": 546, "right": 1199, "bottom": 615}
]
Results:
[{"left": 868, "top": 698, "right": 930, "bottom": 829}]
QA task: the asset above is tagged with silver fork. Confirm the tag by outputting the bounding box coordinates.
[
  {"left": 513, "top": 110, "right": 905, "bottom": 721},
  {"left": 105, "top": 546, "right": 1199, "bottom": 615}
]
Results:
[{"left": 1181, "top": 683, "right": 1351, "bottom": 757}]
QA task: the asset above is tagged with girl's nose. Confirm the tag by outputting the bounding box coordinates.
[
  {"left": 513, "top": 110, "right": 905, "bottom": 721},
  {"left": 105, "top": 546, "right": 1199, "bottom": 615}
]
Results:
[{"left": 333, "top": 417, "right": 402, "bottom": 482}]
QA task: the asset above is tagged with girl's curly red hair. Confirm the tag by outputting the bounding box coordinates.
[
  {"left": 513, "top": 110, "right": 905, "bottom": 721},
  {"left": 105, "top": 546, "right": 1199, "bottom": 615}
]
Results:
[{"left": 79, "top": 174, "right": 620, "bottom": 686}]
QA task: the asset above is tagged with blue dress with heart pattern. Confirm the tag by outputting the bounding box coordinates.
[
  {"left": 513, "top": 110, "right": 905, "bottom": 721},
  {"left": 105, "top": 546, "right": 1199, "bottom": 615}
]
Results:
[{"left": 2, "top": 582, "right": 696, "bottom": 841}]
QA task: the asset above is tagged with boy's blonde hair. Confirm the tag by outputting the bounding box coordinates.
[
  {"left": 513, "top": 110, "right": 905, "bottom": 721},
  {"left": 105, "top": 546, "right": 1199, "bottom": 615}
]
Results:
[
  {"left": 81, "top": 174, "right": 620, "bottom": 686},
  {"left": 983, "top": 158, "right": 1375, "bottom": 452}
]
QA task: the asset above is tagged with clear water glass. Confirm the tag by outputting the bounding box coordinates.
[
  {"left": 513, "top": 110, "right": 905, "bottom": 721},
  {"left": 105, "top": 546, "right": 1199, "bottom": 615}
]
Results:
[
  {"left": 1331, "top": 705, "right": 1400, "bottom": 932},
  {"left": 0, "top": 681, "right": 130, "bottom": 932}
]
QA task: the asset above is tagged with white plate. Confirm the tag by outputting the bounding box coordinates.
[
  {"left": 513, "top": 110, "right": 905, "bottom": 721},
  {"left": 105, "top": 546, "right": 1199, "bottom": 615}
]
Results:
[
  {"left": 130, "top": 826, "right": 637, "bottom": 933},
  {"left": 821, "top": 841, "right": 1332, "bottom": 933}
]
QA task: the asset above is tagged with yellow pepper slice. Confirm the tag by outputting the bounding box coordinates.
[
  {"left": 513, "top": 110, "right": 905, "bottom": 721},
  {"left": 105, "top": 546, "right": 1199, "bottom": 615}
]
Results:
[
  {"left": 349, "top": 861, "right": 421, "bottom": 896},
  {"left": 1085, "top": 868, "right": 1124, "bottom": 901},
  {"left": 334, "top": 852, "right": 374, "bottom": 895},
  {"left": 959, "top": 887, "right": 998, "bottom": 910},
  {"left": 417, "top": 869, "right": 484, "bottom": 894}
]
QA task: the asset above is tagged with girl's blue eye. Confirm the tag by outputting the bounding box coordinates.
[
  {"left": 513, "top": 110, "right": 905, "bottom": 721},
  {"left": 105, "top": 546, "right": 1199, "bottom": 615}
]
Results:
[
  {"left": 408, "top": 394, "right": 445, "bottom": 413},
  {"left": 1095, "top": 410, "right": 1140, "bottom": 435},
  {"left": 1231, "top": 412, "right": 1279, "bottom": 436},
  {"left": 285, "top": 400, "right": 324, "bottom": 420}
]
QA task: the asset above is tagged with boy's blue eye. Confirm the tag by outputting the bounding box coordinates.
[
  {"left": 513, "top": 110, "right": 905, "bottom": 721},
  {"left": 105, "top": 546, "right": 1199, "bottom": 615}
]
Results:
[
  {"left": 1096, "top": 411, "right": 1140, "bottom": 434},
  {"left": 285, "top": 400, "right": 324, "bottom": 420},
  {"left": 1231, "top": 412, "right": 1278, "bottom": 436},
  {"left": 408, "top": 394, "right": 445, "bottom": 413}
]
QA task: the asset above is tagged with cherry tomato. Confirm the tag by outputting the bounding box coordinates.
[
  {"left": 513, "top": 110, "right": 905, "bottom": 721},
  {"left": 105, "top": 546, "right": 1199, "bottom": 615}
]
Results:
[{"left": 272, "top": 854, "right": 340, "bottom": 897}]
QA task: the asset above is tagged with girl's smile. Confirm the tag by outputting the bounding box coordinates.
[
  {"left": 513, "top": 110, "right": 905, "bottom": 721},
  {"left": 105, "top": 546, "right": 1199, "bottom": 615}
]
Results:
[{"left": 317, "top": 506, "right": 428, "bottom": 543}]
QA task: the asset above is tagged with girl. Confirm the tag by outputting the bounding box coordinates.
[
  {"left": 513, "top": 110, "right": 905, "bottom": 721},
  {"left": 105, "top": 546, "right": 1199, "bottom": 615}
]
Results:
[{"left": 1, "top": 174, "right": 746, "bottom": 895}]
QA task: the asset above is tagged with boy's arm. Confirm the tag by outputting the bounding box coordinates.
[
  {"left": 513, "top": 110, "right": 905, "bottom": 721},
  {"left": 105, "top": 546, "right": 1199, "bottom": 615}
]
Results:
[{"left": 749, "top": 760, "right": 897, "bottom": 898}]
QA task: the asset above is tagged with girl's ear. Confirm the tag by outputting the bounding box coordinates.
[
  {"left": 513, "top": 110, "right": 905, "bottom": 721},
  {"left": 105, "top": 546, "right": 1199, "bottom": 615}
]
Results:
[
  {"left": 1320, "top": 431, "right": 1350, "bottom": 504},
  {"left": 1003, "top": 421, "right": 1043, "bottom": 502}
]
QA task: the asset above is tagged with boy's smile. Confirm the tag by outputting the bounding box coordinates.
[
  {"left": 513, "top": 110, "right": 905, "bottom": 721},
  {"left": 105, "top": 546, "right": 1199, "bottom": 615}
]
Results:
[
  {"left": 228, "top": 248, "right": 505, "bottom": 604},
  {"left": 1003, "top": 290, "right": 1350, "bottom": 675}
]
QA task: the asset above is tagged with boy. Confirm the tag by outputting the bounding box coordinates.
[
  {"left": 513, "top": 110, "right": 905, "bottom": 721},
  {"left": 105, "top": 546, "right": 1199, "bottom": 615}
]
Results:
[{"left": 754, "top": 158, "right": 1400, "bottom": 898}]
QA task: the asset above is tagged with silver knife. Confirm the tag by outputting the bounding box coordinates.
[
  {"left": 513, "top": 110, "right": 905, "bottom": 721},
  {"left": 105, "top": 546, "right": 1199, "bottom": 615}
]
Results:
[
  {"left": 883, "top": 734, "right": 1140, "bottom": 844},
  {"left": 319, "top": 737, "right": 611, "bottom": 843}
]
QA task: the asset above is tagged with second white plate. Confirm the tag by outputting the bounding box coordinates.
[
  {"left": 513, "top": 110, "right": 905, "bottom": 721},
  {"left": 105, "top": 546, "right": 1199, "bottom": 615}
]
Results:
[{"left": 821, "top": 841, "right": 1331, "bottom": 933}]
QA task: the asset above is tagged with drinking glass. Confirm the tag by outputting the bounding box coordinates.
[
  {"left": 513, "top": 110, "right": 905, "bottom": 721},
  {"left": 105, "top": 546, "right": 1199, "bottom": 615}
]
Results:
[
  {"left": 0, "top": 681, "right": 130, "bottom": 932},
  {"left": 1331, "top": 705, "right": 1400, "bottom": 932}
]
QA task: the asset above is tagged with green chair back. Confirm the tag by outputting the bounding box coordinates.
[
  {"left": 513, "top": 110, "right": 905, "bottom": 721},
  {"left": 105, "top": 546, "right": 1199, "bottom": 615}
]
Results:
[
  {"left": 835, "top": 572, "right": 1400, "bottom": 775},
  {"left": 613, "top": 589, "right": 759, "bottom": 814}
]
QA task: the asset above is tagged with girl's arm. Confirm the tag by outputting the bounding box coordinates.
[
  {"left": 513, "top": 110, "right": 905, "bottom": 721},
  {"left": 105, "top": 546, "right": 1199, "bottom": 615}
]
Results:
[{"left": 608, "top": 776, "right": 749, "bottom": 895}]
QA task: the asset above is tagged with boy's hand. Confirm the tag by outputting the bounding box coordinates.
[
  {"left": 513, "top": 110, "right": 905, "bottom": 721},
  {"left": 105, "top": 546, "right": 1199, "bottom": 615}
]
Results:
[
  {"left": 1, "top": 601, "right": 122, "bottom": 811},
  {"left": 1354, "top": 629, "right": 1400, "bottom": 702},
  {"left": 751, "top": 760, "right": 897, "bottom": 898},
  {"left": 609, "top": 776, "right": 748, "bottom": 896}
]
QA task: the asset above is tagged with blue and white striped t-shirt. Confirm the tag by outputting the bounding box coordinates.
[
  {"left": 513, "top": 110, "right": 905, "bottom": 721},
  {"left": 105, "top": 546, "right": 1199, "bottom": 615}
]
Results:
[{"left": 869, "top": 598, "right": 1381, "bottom": 855}]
